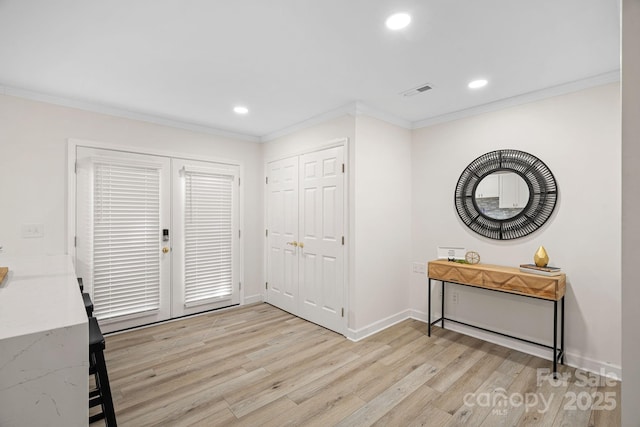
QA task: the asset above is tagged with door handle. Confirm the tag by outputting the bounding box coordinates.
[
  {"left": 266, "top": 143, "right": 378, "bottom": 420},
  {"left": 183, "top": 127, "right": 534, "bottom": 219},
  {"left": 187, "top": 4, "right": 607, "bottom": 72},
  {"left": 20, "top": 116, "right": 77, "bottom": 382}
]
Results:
[
  {"left": 286, "top": 241, "right": 298, "bottom": 247},
  {"left": 162, "top": 247, "right": 170, "bottom": 253}
]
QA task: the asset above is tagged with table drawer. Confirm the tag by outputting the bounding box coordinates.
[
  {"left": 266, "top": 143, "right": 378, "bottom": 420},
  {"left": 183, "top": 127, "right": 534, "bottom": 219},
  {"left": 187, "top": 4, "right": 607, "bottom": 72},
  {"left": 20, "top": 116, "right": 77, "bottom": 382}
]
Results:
[
  {"left": 428, "top": 263, "right": 483, "bottom": 287},
  {"left": 482, "top": 269, "right": 562, "bottom": 299}
]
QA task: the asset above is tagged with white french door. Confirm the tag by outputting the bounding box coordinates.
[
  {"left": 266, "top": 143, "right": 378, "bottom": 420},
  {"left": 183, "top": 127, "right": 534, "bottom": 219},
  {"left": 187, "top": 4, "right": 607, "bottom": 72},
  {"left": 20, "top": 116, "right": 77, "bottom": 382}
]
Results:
[
  {"left": 266, "top": 145, "right": 345, "bottom": 334},
  {"left": 76, "top": 147, "right": 172, "bottom": 332},
  {"left": 76, "top": 146, "right": 240, "bottom": 333},
  {"left": 171, "top": 159, "right": 240, "bottom": 317}
]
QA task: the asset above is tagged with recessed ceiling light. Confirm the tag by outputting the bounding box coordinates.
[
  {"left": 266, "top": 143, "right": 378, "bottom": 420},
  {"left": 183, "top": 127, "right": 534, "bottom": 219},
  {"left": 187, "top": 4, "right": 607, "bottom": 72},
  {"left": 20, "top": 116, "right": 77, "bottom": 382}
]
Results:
[
  {"left": 386, "top": 13, "right": 411, "bottom": 30},
  {"left": 468, "top": 79, "right": 488, "bottom": 89},
  {"left": 233, "top": 106, "right": 249, "bottom": 115}
]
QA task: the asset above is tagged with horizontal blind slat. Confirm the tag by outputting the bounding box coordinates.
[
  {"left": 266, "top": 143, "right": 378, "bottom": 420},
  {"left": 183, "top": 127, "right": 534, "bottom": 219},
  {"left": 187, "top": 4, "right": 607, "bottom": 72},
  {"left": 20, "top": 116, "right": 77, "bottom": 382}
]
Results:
[
  {"left": 184, "top": 171, "right": 234, "bottom": 304},
  {"left": 93, "top": 161, "right": 161, "bottom": 320}
]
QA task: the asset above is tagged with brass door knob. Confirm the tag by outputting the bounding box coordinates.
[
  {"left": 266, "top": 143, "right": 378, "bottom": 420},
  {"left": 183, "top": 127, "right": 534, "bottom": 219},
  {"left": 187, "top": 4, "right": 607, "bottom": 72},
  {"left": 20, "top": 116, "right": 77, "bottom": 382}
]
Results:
[
  {"left": 298, "top": 242, "right": 304, "bottom": 249},
  {"left": 162, "top": 247, "right": 170, "bottom": 253},
  {"left": 286, "top": 241, "right": 298, "bottom": 247}
]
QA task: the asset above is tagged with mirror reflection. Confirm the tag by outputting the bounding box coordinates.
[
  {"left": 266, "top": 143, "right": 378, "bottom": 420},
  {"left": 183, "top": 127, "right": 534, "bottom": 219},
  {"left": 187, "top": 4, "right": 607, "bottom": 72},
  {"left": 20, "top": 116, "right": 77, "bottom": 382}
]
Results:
[{"left": 474, "top": 172, "right": 530, "bottom": 220}]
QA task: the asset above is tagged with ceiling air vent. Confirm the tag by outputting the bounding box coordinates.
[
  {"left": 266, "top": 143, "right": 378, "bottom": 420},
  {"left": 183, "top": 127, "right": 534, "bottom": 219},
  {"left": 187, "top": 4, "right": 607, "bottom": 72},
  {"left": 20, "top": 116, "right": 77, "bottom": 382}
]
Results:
[{"left": 401, "top": 83, "right": 433, "bottom": 97}]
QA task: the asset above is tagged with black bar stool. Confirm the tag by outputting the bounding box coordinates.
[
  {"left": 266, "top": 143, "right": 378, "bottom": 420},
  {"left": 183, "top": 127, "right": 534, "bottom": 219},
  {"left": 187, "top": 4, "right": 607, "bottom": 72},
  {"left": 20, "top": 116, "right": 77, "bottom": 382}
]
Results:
[
  {"left": 77, "top": 277, "right": 94, "bottom": 317},
  {"left": 83, "top": 293, "right": 94, "bottom": 317},
  {"left": 89, "top": 317, "right": 117, "bottom": 426}
]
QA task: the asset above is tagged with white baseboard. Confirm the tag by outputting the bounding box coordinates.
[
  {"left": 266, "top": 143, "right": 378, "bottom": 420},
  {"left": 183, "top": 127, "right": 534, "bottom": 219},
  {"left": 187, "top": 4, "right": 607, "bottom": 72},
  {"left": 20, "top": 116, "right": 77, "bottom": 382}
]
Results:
[
  {"left": 346, "top": 308, "right": 621, "bottom": 380},
  {"left": 346, "top": 309, "right": 413, "bottom": 341},
  {"left": 243, "top": 293, "right": 263, "bottom": 305}
]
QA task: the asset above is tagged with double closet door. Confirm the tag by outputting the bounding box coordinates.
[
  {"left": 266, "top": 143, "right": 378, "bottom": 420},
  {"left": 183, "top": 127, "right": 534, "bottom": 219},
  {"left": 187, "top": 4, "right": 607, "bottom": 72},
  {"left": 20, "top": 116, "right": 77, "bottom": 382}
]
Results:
[
  {"left": 266, "top": 145, "right": 346, "bottom": 334},
  {"left": 75, "top": 147, "right": 240, "bottom": 333}
]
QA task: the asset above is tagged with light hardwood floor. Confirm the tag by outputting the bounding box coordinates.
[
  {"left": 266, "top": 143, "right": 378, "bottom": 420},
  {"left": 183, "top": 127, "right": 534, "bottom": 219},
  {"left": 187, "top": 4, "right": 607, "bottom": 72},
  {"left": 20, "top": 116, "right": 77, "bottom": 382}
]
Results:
[{"left": 93, "top": 303, "right": 620, "bottom": 426}]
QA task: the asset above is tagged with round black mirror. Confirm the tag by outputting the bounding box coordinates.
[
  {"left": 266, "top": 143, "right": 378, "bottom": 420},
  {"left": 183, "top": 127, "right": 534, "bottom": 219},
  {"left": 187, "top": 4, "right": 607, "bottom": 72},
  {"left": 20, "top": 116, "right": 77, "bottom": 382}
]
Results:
[{"left": 455, "top": 149, "right": 558, "bottom": 240}]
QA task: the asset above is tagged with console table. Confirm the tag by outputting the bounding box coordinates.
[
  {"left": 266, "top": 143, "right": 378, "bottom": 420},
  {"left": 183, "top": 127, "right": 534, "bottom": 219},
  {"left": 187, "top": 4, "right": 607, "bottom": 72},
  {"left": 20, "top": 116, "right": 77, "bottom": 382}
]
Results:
[{"left": 427, "top": 259, "right": 565, "bottom": 373}]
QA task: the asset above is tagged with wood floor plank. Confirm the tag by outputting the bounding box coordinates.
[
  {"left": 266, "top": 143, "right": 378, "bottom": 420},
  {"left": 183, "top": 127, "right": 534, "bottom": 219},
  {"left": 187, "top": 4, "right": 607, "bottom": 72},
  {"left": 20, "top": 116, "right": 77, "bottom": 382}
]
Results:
[
  {"left": 371, "top": 383, "right": 441, "bottom": 426},
  {"left": 407, "top": 405, "right": 453, "bottom": 427},
  {"left": 91, "top": 303, "right": 620, "bottom": 427},
  {"left": 430, "top": 347, "right": 511, "bottom": 415},
  {"left": 477, "top": 356, "right": 550, "bottom": 427},
  {"left": 236, "top": 395, "right": 299, "bottom": 427},
  {"left": 588, "top": 379, "right": 621, "bottom": 427},
  {"left": 286, "top": 344, "right": 393, "bottom": 404},
  {"left": 551, "top": 383, "right": 597, "bottom": 426},
  {"left": 227, "top": 349, "right": 361, "bottom": 418},
  {"left": 446, "top": 369, "right": 516, "bottom": 426},
  {"left": 427, "top": 340, "right": 495, "bottom": 393},
  {"left": 334, "top": 362, "right": 438, "bottom": 426}
]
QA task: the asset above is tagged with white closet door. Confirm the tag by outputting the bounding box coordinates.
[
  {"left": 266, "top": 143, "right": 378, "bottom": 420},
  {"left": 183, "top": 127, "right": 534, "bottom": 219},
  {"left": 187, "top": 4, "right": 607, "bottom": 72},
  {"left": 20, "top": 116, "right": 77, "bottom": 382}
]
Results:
[
  {"left": 298, "top": 146, "right": 345, "bottom": 333},
  {"left": 76, "top": 147, "right": 171, "bottom": 333},
  {"left": 171, "top": 159, "right": 240, "bottom": 317},
  {"left": 265, "top": 145, "right": 346, "bottom": 335},
  {"left": 266, "top": 156, "right": 299, "bottom": 314}
]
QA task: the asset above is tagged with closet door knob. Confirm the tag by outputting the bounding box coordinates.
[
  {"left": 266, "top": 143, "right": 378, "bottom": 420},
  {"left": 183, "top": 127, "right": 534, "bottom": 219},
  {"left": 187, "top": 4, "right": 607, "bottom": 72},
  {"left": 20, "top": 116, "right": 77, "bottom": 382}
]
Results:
[{"left": 286, "top": 241, "right": 298, "bottom": 247}]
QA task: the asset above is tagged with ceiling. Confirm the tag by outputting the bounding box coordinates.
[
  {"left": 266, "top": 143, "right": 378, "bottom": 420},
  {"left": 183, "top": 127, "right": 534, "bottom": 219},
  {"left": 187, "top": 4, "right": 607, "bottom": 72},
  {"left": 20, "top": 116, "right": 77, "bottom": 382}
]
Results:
[{"left": 0, "top": 0, "right": 621, "bottom": 141}]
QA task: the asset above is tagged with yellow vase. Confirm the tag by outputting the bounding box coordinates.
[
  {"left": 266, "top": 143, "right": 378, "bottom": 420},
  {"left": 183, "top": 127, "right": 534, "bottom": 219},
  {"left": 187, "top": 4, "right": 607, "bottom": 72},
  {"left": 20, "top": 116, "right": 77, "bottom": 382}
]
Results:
[{"left": 534, "top": 246, "right": 549, "bottom": 267}]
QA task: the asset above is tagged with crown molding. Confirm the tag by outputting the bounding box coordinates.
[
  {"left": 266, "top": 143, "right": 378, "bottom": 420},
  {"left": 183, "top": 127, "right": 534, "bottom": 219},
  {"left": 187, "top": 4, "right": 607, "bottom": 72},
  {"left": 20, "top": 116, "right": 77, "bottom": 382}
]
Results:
[
  {"left": 412, "top": 70, "right": 621, "bottom": 129},
  {"left": 2, "top": 69, "right": 620, "bottom": 144},
  {"left": 260, "top": 101, "right": 413, "bottom": 142},
  {"left": 353, "top": 102, "right": 413, "bottom": 129},
  {"left": 259, "top": 102, "right": 359, "bottom": 142},
  {"left": 0, "top": 84, "right": 261, "bottom": 143}
]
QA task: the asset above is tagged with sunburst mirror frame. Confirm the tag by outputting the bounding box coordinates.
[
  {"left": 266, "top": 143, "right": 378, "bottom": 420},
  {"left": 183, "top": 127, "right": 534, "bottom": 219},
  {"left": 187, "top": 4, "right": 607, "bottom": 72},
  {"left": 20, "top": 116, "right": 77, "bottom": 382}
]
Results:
[{"left": 454, "top": 149, "right": 558, "bottom": 240}]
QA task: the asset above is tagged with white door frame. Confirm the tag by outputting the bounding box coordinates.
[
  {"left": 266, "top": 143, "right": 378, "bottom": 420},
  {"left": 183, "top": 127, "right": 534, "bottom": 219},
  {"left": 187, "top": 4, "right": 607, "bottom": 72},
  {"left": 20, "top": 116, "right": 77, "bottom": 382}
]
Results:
[{"left": 263, "top": 137, "right": 350, "bottom": 335}]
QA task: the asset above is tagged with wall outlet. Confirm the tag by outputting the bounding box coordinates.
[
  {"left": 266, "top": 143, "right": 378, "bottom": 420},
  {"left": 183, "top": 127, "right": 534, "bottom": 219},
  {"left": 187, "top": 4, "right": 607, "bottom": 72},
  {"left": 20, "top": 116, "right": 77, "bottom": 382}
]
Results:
[
  {"left": 412, "top": 262, "right": 426, "bottom": 274},
  {"left": 21, "top": 223, "right": 44, "bottom": 238},
  {"left": 452, "top": 291, "right": 459, "bottom": 304}
]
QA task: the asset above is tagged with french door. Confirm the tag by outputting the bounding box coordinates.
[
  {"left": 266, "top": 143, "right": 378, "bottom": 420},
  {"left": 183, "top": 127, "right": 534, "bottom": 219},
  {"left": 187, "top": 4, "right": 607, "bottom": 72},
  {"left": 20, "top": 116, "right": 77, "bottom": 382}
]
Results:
[
  {"left": 171, "top": 158, "right": 240, "bottom": 318},
  {"left": 76, "top": 146, "right": 239, "bottom": 332},
  {"left": 266, "top": 145, "right": 346, "bottom": 334}
]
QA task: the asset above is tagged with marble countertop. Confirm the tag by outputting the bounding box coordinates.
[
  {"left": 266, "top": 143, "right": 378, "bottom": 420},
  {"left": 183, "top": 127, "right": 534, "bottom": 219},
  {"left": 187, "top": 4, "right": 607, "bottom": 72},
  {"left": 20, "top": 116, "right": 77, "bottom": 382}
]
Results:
[{"left": 0, "top": 254, "right": 88, "bottom": 341}]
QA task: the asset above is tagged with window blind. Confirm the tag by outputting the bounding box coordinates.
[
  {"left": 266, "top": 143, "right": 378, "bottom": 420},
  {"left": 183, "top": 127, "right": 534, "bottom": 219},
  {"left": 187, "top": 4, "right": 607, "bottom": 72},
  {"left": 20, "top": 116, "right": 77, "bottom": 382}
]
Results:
[
  {"left": 93, "top": 162, "right": 161, "bottom": 319},
  {"left": 184, "top": 170, "right": 234, "bottom": 306}
]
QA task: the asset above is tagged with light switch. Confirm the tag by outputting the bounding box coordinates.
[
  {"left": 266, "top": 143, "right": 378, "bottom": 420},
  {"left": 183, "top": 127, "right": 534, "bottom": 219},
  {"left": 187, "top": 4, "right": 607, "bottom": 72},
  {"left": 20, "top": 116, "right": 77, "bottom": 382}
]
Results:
[{"left": 21, "top": 223, "right": 44, "bottom": 238}]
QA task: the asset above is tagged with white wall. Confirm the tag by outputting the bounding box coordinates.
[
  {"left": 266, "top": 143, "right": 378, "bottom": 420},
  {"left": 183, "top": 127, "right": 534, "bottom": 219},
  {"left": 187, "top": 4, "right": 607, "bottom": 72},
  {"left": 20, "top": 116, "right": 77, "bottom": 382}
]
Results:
[
  {"left": 0, "top": 94, "right": 264, "bottom": 301},
  {"left": 411, "top": 83, "right": 621, "bottom": 375},
  {"left": 351, "top": 115, "right": 412, "bottom": 334},
  {"left": 622, "top": 0, "right": 640, "bottom": 423}
]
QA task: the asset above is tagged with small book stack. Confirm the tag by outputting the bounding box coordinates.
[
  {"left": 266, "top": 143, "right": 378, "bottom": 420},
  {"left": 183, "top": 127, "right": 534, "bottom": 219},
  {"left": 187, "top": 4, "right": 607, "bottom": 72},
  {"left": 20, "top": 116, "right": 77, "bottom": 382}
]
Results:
[{"left": 519, "top": 264, "right": 562, "bottom": 276}]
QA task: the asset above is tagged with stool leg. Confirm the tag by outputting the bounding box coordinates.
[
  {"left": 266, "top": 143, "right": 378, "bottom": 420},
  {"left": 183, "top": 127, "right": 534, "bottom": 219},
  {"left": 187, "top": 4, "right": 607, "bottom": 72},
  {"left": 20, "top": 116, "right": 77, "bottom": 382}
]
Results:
[{"left": 94, "top": 349, "right": 117, "bottom": 427}]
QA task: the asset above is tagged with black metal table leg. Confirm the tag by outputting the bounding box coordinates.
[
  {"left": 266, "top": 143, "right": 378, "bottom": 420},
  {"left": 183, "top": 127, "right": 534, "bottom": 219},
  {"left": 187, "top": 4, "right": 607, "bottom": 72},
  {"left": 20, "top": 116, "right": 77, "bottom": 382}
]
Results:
[
  {"left": 441, "top": 281, "right": 445, "bottom": 329},
  {"left": 553, "top": 300, "right": 558, "bottom": 376},
  {"left": 561, "top": 297, "right": 565, "bottom": 364},
  {"left": 428, "top": 278, "right": 432, "bottom": 336}
]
